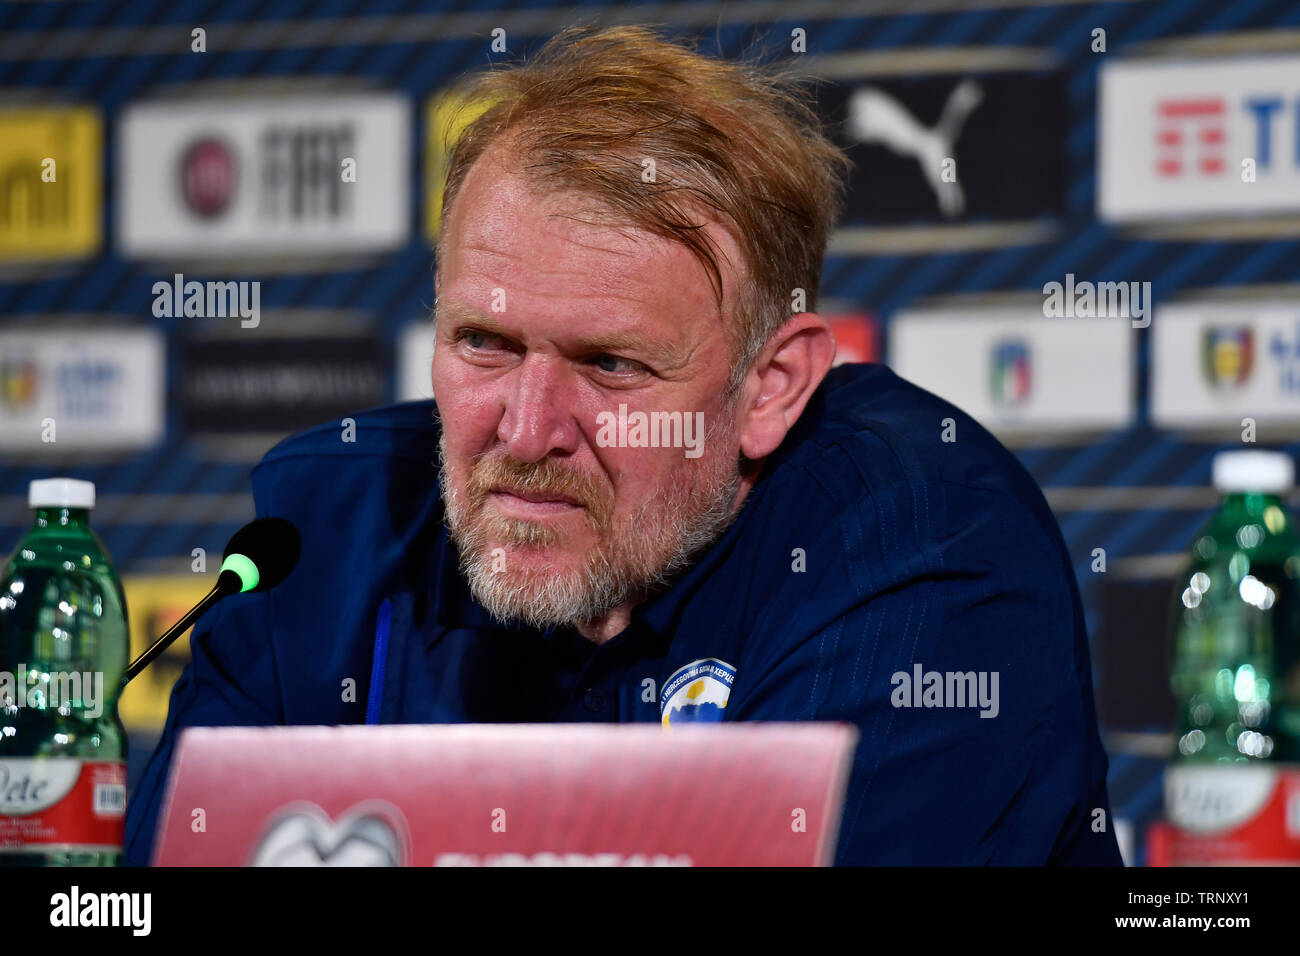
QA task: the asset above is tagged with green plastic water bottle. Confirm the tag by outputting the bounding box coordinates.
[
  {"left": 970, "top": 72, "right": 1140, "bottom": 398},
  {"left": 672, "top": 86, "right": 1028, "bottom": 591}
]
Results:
[
  {"left": 0, "top": 478, "right": 128, "bottom": 866},
  {"left": 1164, "top": 450, "right": 1300, "bottom": 863}
]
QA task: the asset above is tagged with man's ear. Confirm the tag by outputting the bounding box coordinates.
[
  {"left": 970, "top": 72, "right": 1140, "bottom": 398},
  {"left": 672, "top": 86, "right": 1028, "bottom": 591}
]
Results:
[{"left": 738, "top": 313, "right": 836, "bottom": 461}]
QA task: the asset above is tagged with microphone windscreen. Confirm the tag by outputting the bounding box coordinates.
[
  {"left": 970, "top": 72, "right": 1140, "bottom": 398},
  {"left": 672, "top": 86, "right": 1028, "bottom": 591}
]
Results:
[{"left": 222, "top": 517, "right": 302, "bottom": 592}]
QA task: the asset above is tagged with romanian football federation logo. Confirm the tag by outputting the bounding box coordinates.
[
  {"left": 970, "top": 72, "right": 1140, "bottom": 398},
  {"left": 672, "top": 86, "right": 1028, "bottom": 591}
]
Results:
[
  {"left": 660, "top": 658, "right": 736, "bottom": 726},
  {"left": 989, "top": 339, "right": 1031, "bottom": 406},
  {"left": 0, "top": 354, "right": 36, "bottom": 410},
  {"left": 1202, "top": 325, "right": 1253, "bottom": 391}
]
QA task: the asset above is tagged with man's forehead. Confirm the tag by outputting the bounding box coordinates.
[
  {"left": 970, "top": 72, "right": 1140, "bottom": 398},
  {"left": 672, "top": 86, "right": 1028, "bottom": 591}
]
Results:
[{"left": 443, "top": 149, "right": 742, "bottom": 317}]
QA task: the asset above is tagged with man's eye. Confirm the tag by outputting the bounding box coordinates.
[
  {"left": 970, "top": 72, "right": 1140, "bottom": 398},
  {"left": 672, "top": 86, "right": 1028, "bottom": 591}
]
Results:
[
  {"left": 591, "top": 354, "right": 637, "bottom": 374},
  {"left": 460, "top": 330, "right": 503, "bottom": 350}
]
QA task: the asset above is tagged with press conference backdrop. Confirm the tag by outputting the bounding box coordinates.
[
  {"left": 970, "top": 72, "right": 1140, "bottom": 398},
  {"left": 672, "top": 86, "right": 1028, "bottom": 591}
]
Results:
[{"left": 2, "top": 0, "right": 1298, "bottom": 866}]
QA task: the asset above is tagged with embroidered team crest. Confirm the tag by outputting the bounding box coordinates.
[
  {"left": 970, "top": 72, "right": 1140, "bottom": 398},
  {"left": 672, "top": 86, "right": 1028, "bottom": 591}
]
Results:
[{"left": 660, "top": 658, "right": 736, "bottom": 726}]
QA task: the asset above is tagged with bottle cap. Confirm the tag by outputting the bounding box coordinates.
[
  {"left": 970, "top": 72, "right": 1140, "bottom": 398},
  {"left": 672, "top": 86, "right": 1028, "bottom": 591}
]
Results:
[
  {"left": 1212, "top": 450, "right": 1294, "bottom": 494},
  {"left": 28, "top": 478, "right": 96, "bottom": 510}
]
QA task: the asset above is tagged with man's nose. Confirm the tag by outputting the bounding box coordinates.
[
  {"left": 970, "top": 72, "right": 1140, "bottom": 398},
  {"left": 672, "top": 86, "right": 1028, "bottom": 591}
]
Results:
[{"left": 496, "top": 355, "right": 581, "bottom": 462}]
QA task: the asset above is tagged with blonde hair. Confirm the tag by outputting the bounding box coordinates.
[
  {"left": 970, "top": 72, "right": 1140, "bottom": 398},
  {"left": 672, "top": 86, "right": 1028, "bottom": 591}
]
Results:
[{"left": 438, "top": 25, "right": 851, "bottom": 393}]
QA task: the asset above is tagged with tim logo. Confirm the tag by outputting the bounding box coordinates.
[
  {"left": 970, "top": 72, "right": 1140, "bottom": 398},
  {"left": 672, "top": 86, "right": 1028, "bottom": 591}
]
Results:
[
  {"left": 1155, "top": 98, "right": 1227, "bottom": 178},
  {"left": 989, "top": 340, "right": 1031, "bottom": 406},
  {"left": 1155, "top": 93, "right": 1300, "bottom": 178}
]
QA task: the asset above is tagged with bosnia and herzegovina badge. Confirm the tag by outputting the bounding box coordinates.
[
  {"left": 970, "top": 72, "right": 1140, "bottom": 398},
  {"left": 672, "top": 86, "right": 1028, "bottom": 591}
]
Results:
[{"left": 660, "top": 658, "right": 736, "bottom": 726}]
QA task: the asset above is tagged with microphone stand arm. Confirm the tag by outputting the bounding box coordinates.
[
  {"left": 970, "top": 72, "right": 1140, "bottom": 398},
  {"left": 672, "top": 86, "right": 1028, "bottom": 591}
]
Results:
[{"left": 122, "top": 570, "right": 242, "bottom": 687}]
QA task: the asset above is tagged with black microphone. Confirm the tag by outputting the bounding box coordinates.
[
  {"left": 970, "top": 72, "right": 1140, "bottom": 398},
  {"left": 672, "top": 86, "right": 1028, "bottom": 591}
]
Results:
[{"left": 123, "top": 517, "right": 301, "bottom": 686}]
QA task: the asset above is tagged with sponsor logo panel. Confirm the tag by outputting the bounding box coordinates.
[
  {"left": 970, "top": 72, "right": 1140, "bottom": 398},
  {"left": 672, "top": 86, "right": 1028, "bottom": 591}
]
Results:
[
  {"left": 0, "top": 107, "right": 101, "bottom": 261},
  {"left": 178, "top": 328, "right": 388, "bottom": 434},
  {"left": 1152, "top": 300, "right": 1300, "bottom": 427},
  {"left": 118, "top": 93, "right": 409, "bottom": 257},
  {"left": 818, "top": 70, "right": 1067, "bottom": 229},
  {"left": 0, "top": 327, "right": 164, "bottom": 451},
  {"left": 1099, "top": 56, "right": 1300, "bottom": 221},
  {"left": 889, "top": 307, "right": 1134, "bottom": 435}
]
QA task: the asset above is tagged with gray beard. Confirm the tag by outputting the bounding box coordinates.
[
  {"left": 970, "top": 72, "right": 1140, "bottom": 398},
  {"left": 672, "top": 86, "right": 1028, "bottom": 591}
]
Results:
[{"left": 438, "top": 434, "right": 742, "bottom": 630}]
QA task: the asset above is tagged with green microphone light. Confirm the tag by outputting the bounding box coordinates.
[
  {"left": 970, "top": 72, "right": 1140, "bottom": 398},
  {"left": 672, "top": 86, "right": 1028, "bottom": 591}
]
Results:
[
  {"left": 124, "top": 518, "right": 301, "bottom": 686},
  {"left": 220, "top": 553, "right": 260, "bottom": 593},
  {"left": 219, "top": 517, "right": 301, "bottom": 594}
]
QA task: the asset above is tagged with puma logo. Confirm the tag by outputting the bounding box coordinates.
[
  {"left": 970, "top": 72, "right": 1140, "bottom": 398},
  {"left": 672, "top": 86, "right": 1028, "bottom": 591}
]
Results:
[{"left": 846, "top": 80, "right": 984, "bottom": 218}]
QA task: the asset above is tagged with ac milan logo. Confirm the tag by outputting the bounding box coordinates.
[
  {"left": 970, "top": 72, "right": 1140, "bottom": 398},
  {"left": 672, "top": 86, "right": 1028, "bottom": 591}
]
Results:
[{"left": 179, "top": 138, "right": 237, "bottom": 218}]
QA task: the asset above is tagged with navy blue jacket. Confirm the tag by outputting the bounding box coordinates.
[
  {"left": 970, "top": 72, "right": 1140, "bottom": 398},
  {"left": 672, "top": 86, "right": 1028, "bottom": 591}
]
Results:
[{"left": 125, "top": 363, "right": 1122, "bottom": 866}]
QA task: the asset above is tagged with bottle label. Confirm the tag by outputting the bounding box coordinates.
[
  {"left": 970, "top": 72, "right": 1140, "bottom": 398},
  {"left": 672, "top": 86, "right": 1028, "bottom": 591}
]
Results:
[
  {"left": 0, "top": 758, "right": 126, "bottom": 852},
  {"left": 1164, "top": 764, "right": 1300, "bottom": 864}
]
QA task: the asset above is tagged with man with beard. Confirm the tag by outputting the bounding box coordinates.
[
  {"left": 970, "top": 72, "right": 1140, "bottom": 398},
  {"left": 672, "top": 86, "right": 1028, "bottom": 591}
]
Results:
[{"left": 126, "top": 26, "right": 1121, "bottom": 866}]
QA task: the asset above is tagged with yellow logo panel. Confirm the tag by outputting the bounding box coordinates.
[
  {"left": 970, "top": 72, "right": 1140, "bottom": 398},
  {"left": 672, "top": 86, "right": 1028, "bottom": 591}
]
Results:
[
  {"left": 119, "top": 574, "right": 214, "bottom": 732},
  {"left": 0, "top": 107, "right": 102, "bottom": 261},
  {"left": 424, "top": 88, "right": 495, "bottom": 242}
]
